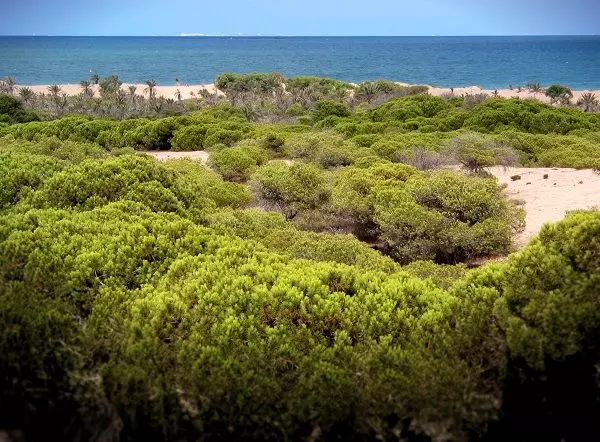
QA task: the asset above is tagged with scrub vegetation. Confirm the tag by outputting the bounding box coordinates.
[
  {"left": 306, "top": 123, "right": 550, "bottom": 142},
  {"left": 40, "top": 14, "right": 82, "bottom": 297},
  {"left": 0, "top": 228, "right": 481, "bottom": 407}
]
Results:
[{"left": 1, "top": 73, "right": 600, "bottom": 441}]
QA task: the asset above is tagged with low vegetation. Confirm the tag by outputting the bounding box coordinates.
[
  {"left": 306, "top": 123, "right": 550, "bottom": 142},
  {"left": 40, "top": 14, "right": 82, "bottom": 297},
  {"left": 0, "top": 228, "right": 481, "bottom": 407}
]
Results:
[{"left": 1, "top": 73, "right": 600, "bottom": 441}]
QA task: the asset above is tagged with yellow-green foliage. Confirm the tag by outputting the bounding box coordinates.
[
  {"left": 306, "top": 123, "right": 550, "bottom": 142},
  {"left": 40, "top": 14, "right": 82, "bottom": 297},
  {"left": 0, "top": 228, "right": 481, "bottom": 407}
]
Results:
[
  {"left": 250, "top": 161, "right": 331, "bottom": 218},
  {"left": 2, "top": 83, "right": 600, "bottom": 441},
  {"left": 206, "top": 208, "right": 399, "bottom": 273},
  {"left": 333, "top": 162, "right": 522, "bottom": 263},
  {"left": 285, "top": 131, "right": 364, "bottom": 168},
  {"left": 208, "top": 144, "right": 269, "bottom": 182}
]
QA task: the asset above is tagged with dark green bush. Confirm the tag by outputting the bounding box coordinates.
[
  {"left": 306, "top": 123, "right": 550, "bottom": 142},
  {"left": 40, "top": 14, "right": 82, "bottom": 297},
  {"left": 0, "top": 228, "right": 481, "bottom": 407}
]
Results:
[
  {"left": 203, "top": 128, "right": 245, "bottom": 149},
  {"left": 312, "top": 100, "right": 351, "bottom": 123},
  {"left": 0, "top": 94, "right": 40, "bottom": 124},
  {"left": 545, "top": 84, "right": 573, "bottom": 103}
]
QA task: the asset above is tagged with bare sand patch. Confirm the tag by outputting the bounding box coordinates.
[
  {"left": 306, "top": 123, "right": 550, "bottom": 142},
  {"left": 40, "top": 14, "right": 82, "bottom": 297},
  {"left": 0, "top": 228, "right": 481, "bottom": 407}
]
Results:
[
  {"left": 487, "top": 166, "right": 600, "bottom": 246},
  {"left": 143, "top": 150, "right": 209, "bottom": 162}
]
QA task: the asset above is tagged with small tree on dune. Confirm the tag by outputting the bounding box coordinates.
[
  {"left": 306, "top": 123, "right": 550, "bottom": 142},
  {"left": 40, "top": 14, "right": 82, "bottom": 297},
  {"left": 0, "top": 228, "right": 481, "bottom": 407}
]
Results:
[
  {"left": 545, "top": 84, "right": 573, "bottom": 105},
  {"left": 127, "top": 85, "right": 138, "bottom": 104}
]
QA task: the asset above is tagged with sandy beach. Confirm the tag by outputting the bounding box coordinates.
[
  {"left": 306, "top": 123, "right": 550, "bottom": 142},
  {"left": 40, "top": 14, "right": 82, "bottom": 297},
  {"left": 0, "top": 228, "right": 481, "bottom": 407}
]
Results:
[
  {"left": 19, "top": 82, "right": 600, "bottom": 103},
  {"left": 427, "top": 85, "right": 600, "bottom": 104},
  {"left": 25, "top": 83, "right": 223, "bottom": 100}
]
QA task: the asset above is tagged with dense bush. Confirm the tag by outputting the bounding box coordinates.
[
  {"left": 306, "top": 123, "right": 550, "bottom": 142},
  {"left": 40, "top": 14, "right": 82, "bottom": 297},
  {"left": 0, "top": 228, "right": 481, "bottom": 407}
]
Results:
[
  {"left": 250, "top": 161, "right": 330, "bottom": 218},
  {"left": 208, "top": 145, "right": 269, "bottom": 182},
  {"left": 285, "top": 131, "right": 360, "bottom": 168},
  {"left": 0, "top": 94, "right": 40, "bottom": 124},
  {"left": 311, "top": 99, "right": 351, "bottom": 122},
  {"left": 170, "top": 124, "right": 207, "bottom": 150},
  {"left": 215, "top": 72, "right": 283, "bottom": 95},
  {"left": 332, "top": 162, "right": 523, "bottom": 263},
  {"left": 443, "top": 132, "right": 519, "bottom": 171}
]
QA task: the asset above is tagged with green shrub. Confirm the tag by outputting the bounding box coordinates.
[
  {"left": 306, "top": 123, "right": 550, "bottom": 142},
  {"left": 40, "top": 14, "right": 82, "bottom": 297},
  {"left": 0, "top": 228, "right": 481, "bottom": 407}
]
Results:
[
  {"left": 0, "top": 94, "right": 40, "bottom": 124},
  {"left": 250, "top": 161, "right": 330, "bottom": 218},
  {"left": 124, "top": 118, "right": 182, "bottom": 150},
  {"left": 259, "top": 132, "right": 286, "bottom": 156},
  {"left": 162, "top": 158, "right": 250, "bottom": 210},
  {"left": 545, "top": 84, "right": 573, "bottom": 103},
  {"left": 371, "top": 95, "right": 452, "bottom": 122},
  {"left": 286, "top": 76, "right": 352, "bottom": 97},
  {"left": 457, "top": 210, "right": 600, "bottom": 440},
  {"left": 208, "top": 146, "right": 268, "bottom": 182},
  {"left": 286, "top": 132, "right": 358, "bottom": 168},
  {"left": 0, "top": 152, "right": 67, "bottom": 208},
  {"left": 216, "top": 72, "right": 283, "bottom": 94},
  {"left": 443, "top": 132, "right": 519, "bottom": 171},
  {"left": 312, "top": 99, "right": 350, "bottom": 123},
  {"left": 203, "top": 129, "right": 245, "bottom": 149},
  {"left": 171, "top": 125, "right": 208, "bottom": 150}
]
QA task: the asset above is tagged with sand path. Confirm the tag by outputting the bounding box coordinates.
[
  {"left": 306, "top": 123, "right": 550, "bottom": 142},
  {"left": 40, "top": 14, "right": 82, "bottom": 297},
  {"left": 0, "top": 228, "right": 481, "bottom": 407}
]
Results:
[{"left": 144, "top": 150, "right": 210, "bottom": 162}]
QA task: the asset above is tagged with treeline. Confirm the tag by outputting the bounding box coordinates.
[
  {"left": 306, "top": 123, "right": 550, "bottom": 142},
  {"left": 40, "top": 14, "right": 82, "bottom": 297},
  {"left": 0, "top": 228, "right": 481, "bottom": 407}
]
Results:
[
  {"left": 2, "top": 88, "right": 600, "bottom": 169},
  {"left": 1, "top": 132, "right": 600, "bottom": 441}
]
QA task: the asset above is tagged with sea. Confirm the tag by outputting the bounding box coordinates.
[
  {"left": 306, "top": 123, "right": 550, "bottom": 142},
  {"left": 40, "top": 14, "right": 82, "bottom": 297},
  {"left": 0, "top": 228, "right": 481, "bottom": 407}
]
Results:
[{"left": 1, "top": 36, "right": 599, "bottom": 89}]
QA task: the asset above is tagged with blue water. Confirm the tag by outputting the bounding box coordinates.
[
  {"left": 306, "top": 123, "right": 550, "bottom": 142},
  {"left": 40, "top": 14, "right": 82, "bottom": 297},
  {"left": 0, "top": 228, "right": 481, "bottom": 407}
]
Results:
[{"left": 1, "top": 36, "right": 600, "bottom": 89}]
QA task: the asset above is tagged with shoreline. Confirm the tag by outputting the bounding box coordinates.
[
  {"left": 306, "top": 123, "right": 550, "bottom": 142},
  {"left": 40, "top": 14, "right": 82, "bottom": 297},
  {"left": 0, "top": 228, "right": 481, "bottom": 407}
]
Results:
[{"left": 14, "top": 82, "right": 600, "bottom": 103}]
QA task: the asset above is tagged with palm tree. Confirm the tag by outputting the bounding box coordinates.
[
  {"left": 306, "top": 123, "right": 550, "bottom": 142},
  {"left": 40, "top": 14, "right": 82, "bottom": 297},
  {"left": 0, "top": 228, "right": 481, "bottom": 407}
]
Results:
[
  {"left": 127, "top": 85, "right": 138, "bottom": 104},
  {"left": 577, "top": 92, "right": 599, "bottom": 112},
  {"left": 356, "top": 81, "right": 378, "bottom": 104},
  {"left": 174, "top": 89, "right": 182, "bottom": 101},
  {"left": 144, "top": 79, "right": 158, "bottom": 99},
  {"left": 47, "top": 84, "right": 62, "bottom": 98},
  {"left": 18, "top": 87, "right": 35, "bottom": 104},
  {"left": 55, "top": 93, "right": 68, "bottom": 115},
  {"left": 527, "top": 82, "right": 543, "bottom": 94},
  {"left": 1, "top": 76, "right": 17, "bottom": 94},
  {"left": 80, "top": 80, "right": 93, "bottom": 98}
]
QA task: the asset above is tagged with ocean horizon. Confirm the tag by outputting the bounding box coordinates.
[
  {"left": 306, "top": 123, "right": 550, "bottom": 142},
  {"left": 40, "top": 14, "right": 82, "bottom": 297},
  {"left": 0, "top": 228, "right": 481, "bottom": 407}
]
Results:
[{"left": 1, "top": 35, "right": 599, "bottom": 89}]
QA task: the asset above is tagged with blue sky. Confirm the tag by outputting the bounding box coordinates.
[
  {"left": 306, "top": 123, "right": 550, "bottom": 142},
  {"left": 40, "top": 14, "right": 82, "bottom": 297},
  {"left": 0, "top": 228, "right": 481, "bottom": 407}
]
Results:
[{"left": 1, "top": 0, "right": 599, "bottom": 36}]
